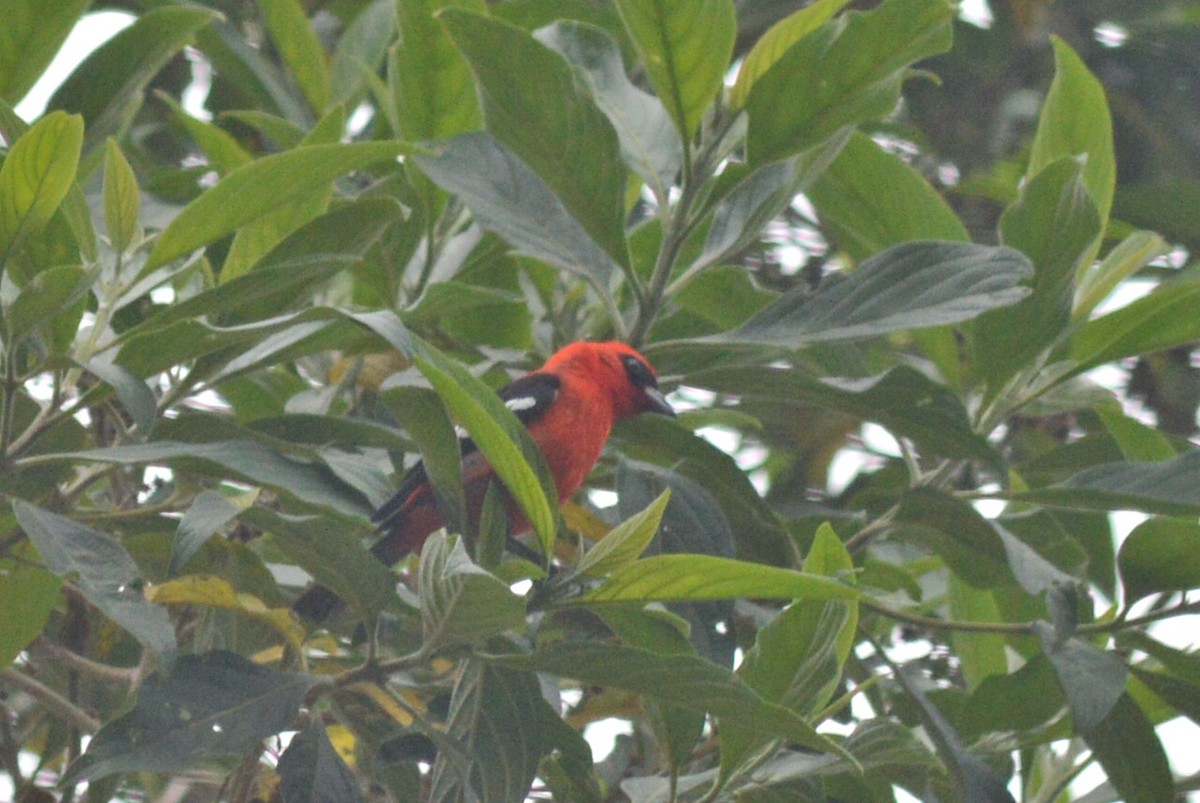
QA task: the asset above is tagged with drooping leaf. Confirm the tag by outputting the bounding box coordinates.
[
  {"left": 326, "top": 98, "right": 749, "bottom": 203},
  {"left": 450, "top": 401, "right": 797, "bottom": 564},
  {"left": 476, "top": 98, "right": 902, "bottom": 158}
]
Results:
[
  {"left": 144, "top": 141, "right": 410, "bottom": 270},
  {"left": 710, "top": 241, "right": 1032, "bottom": 346},
  {"left": 1025, "top": 449, "right": 1200, "bottom": 516},
  {"left": 745, "top": 0, "right": 954, "bottom": 165},
  {"left": 1117, "top": 517, "right": 1200, "bottom": 605},
  {"left": 170, "top": 490, "right": 243, "bottom": 576},
  {"left": 441, "top": 9, "right": 629, "bottom": 270},
  {"left": 13, "top": 501, "right": 177, "bottom": 662},
  {"left": 278, "top": 721, "right": 365, "bottom": 803},
  {"left": 1080, "top": 694, "right": 1173, "bottom": 803},
  {"left": 148, "top": 575, "right": 304, "bottom": 652},
  {"left": 414, "top": 132, "right": 620, "bottom": 293},
  {"left": 418, "top": 534, "right": 525, "bottom": 649},
  {"left": 1033, "top": 621, "right": 1127, "bottom": 732},
  {"left": 63, "top": 651, "right": 319, "bottom": 783},
  {"left": 535, "top": 21, "right": 682, "bottom": 200},
  {"left": 613, "top": 0, "right": 735, "bottom": 140},
  {"left": 947, "top": 576, "right": 1007, "bottom": 691}
]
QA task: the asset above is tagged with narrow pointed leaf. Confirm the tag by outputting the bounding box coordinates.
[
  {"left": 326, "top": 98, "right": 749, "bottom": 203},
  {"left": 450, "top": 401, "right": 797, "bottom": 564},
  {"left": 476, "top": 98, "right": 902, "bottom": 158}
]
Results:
[
  {"left": 255, "top": 0, "right": 332, "bottom": 113},
  {"left": 0, "top": 111, "right": 83, "bottom": 263},
  {"left": 575, "top": 489, "right": 671, "bottom": 579}
]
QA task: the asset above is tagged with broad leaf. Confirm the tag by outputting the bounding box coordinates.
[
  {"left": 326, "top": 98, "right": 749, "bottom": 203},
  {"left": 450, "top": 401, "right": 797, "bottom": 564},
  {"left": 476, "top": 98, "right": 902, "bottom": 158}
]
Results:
[
  {"left": 102, "top": 138, "right": 141, "bottom": 254},
  {"left": 148, "top": 575, "right": 304, "bottom": 651},
  {"left": 415, "top": 132, "right": 620, "bottom": 293},
  {"left": 614, "top": 0, "right": 735, "bottom": 140},
  {"left": 710, "top": 241, "right": 1032, "bottom": 346},
  {"left": 170, "top": 490, "right": 243, "bottom": 576},
  {"left": 808, "top": 131, "right": 968, "bottom": 261},
  {"left": 729, "top": 0, "right": 851, "bottom": 111},
  {"left": 1080, "top": 694, "right": 1173, "bottom": 803},
  {"left": 0, "top": 543, "right": 61, "bottom": 668},
  {"left": 63, "top": 651, "right": 318, "bottom": 782},
  {"left": 0, "top": 111, "right": 83, "bottom": 267},
  {"left": 535, "top": 21, "right": 682, "bottom": 200},
  {"left": 1070, "top": 279, "right": 1200, "bottom": 373},
  {"left": 392, "top": 0, "right": 484, "bottom": 142},
  {"left": 144, "top": 141, "right": 410, "bottom": 270},
  {"left": 48, "top": 7, "right": 219, "bottom": 153},
  {"left": 1033, "top": 621, "right": 1127, "bottom": 732},
  {"left": 490, "top": 642, "right": 854, "bottom": 762},
  {"left": 255, "top": 0, "right": 332, "bottom": 113},
  {"left": 278, "top": 722, "right": 364, "bottom": 803},
  {"left": 1118, "top": 517, "right": 1200, "bottom": 605},
  {"left": 745, "top": 0, "right": 954, "bottom": 165},
  {"left": 13, "top": 501, "right": 177, "bottom": 661},
  {"left": 1025, "top": 449, "right": 1200, "bottom": 516},
  {"left": 0, "top": 0, "right": 90, "bottom": 104},
  {"left": 442, "top": 9, "right": 629, "bottom": 269},
  {"left": 575, "top": 490, "right": 671, "bottom": 578},
  {"left": 418, "top": 534, "right": 525, "bottom": 649},
  {"left": 581, "top": 554, "right": 859, "bottom": 604},
  {"left": 1027, "top": 38, "right": 1115, "bottom": 240}
]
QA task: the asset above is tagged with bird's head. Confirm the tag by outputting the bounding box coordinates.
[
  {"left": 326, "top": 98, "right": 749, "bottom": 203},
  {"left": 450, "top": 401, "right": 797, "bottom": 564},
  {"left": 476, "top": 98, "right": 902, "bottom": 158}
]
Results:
[{"left": 543, "top": 341, "right": 675, "bottom": 421}]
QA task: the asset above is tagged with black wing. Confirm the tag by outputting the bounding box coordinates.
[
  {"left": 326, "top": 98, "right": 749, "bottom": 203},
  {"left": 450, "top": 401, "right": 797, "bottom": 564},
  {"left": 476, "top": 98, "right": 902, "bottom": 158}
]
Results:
[{"left": 371, "top": 372, "right": 561, "bottom": 525}]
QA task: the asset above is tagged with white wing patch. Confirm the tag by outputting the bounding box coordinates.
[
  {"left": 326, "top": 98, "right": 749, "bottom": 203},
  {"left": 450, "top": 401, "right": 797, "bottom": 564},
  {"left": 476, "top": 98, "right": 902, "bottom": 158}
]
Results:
[{"left": 505, "top": 395, "right": 539, "bottom": 413}]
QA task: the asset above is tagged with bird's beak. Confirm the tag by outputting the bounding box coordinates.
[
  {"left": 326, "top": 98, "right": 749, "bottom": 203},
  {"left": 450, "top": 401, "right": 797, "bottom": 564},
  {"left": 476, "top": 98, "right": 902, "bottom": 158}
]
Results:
[{"left": 642, "top": 386, "right": 676, "bottom": 417}]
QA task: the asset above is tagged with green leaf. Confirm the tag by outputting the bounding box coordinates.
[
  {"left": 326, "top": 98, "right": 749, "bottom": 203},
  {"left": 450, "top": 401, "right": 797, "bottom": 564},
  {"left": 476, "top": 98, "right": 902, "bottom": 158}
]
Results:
[
  {"left": 415, "top": 132, "right": 620, "bottom": 293},
  {"left": 1118, "top": 517, "right": 1200, "bottom": 605},
  {"left": 330, "top": 0, "right": 396, "bottom": 105},
  {"left": 729, "top": 0, "right": 851, "bottom": 111},
  {"left": 0, "top": 111, "right": 83, "bottom": 267},
  {"left": 1080, "top": 694, "right": 1173, "bottom": 803},
  {"left": 745, "top": 0, "right": 954, "bottom": 165},
  {"left": 170, "top": 490, "right": 242, "bottom": 576},
  {"left": 535, "top": 21, "right": 682, "bottom": 200},
  {"left": 1070, "top": 279, "right": 1200, "bottom": 373},
  {"left": 255, "top": 0, "right": 332, "bottom": 113},
  {"left": 490, "top": 642, "right": 855, "bottom": 762},
  {"left": 248, "top": 508, "right": 396, "bottom": 618},
  {"left": 63, "top": 651, "right": 319, "bottom": 783},
  {"left": 144, "top": 141, "right": 410, "bottom": 271},
  {"left": 0, "top": 0, "right": 90, "bottom": 104},
  {"left": 381, "top": 386, "right": 468, "bottom": 538},
  {"left": 696, "top": 131, "right": 850, "bottom": 272},
  {"left": 710, "top": 241, "right": 1032, "bottom": 346},
  {"left": 1026, "top": 449, "right": 1200, "bottom": 516},
  {"left": 807, "top": 130, "right": 969, "bottom": 260},
  {"left": 418, "top": 534, "right": 526, "bottom": 649},
  {"left": 1027, "top": 38, "right": 1115, "bottom": 239},
  {"left": 974, "top": 157, "right": 1101, "bottom": 394},
  {"left": 52, "top": 440, "right": 373, "bottom": 518},
  {"left": 411, "top": 339, "right": 559, "bottom": 555},
  {"left": 722, "top": 524, "right": 857, "bottom": 777},
  {"left": 1095, "top": 401, "right": 1175, "bottom": 463},
  {"left": 13, "top": 501, "right": 177, "bottom": 661},
  {"left": 429, "top": 660, "right": 553, "bottom": 803},
  {"left": 392, "top": 0, "right": 484, "bottom": 142},
  {"left": 48, "top": 7, "right": 219, "bottom": 153},
  {"left": 278, "top": 722, "right": 364, "bottom": 803},
  {"left": 0, "top": 543, "right": 61, "bottom": 668},
  {"left": 158, "top": 93, "right": 253, "bottom": 177},
  {"left": 81, "top": 354, "right": 157, "bottom": 435},
  {"left": 102, "top": 139, "right": 141, "bottom": 254},
  {"left": 6, "top": 264, "right": 88, "bottom": 344},
  {"left": 1033, "top": 621, "right": 1127, "bottom": 732},
  {"left": 1073, "top": 230, "right": 1166, "bottom": 321},
  {"left": 690, "top": 364, "right": 999, "bottom": 469},
  {"left": 440, "top": 9, "right": 629, "bottom": 270},
  {"left": 581, "top": 554, "right": 859, "bottom": 604},
  {"left": 575, "top": 489, "right": 671, "bottom": 579},
  {"left": 947, "top": 576, "right": 1006, "bottom": 691},
  {"left": 613, "top": 0, "right": 735, "bottom": 140}
]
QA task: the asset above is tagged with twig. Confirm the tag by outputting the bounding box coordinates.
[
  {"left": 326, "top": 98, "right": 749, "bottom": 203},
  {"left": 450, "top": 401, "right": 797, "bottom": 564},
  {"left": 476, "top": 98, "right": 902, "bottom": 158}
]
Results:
[
  {"left": 31, "top": 637, "right": 140, "bottom": 685},
  {"left": 0, "top": 667, "right": 100, "bottom": 733}
]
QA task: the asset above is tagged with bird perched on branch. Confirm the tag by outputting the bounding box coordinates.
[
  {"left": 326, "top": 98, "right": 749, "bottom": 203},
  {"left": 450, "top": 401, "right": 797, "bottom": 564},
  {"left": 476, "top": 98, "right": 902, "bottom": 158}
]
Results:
[{"left": 293, "top": 341, "right": 675, "bottom": 621}]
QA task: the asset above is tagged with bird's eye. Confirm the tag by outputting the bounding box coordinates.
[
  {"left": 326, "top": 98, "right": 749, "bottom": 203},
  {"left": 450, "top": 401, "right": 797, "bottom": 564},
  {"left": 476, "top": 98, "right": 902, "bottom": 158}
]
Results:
[{"left": 621, "top": 355, "right": 657, "bottom": 389}]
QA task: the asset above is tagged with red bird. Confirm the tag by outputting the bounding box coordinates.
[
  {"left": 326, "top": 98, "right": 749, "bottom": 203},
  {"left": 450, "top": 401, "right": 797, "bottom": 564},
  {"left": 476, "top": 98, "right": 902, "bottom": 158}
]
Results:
[{"left": 294, "top": 341, "right": 674, "bottom": 620}]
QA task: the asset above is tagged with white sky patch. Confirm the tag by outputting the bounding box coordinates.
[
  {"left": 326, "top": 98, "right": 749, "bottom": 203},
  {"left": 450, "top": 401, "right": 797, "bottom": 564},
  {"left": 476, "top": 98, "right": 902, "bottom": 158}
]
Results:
[{"left": 15, "top": 11, "right": 136, "bottom": 122}]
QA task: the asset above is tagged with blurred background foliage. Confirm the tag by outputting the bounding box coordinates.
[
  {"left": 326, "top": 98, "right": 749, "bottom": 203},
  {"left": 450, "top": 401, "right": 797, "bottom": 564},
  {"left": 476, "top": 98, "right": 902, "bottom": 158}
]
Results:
[{"left": 1, "top": 0, "right": 1200, "bottom": 801}]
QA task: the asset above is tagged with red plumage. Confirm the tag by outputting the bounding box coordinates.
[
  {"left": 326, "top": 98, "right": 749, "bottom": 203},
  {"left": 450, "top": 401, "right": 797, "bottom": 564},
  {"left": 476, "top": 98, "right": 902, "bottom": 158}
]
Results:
[{"left": 293, "top": 341, "right": 673, "bottom": 621}]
